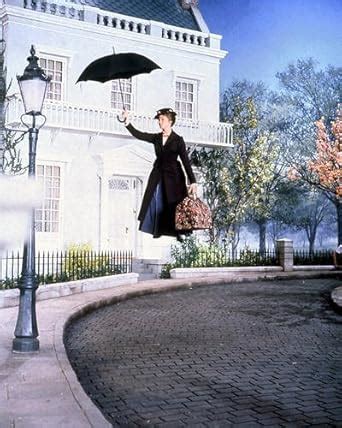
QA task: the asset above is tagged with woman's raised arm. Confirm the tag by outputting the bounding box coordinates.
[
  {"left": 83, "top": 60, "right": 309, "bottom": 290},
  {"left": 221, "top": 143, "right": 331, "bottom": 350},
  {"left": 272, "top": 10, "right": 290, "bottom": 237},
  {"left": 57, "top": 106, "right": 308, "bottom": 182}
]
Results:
[{"left": 122, "top": 109, "right": 156, "bottom": 144}]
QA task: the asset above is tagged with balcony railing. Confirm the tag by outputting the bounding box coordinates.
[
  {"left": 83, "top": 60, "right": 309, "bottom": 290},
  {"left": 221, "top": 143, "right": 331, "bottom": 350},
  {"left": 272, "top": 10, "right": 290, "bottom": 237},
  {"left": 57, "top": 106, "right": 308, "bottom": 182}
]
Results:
[
  {"left": 15, "top": 0, "right": 222, "bottom": 50},
  {"left": 6, "top": 98, "right": 233, "bottom": 148}
]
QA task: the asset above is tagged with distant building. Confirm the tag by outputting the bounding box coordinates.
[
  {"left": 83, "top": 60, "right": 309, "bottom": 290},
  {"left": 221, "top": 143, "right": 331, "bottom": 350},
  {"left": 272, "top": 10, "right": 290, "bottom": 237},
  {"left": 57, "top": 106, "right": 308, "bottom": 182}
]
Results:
[{"left": 3, "top": 0, "right": 232, "bottom": 258}]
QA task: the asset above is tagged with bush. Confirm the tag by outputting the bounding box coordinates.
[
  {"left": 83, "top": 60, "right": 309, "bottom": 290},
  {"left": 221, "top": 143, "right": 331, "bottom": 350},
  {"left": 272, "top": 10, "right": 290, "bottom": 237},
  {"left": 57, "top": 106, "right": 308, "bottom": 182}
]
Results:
[
  {"left": 63, "top": 243, "right": 111, "bottom": 280},
  {"left": 171, "top": 235, "right": 201, "bottom": 267},
  {"left": 0, "top": 278, "right": 18, "bottom": 290},
  {"left": 170, "top": 236, "right": 227, "bottom": 268},
  {"left": 160, "top": 263, "right": 172, "bottom": 279},
  {"left": 237, "top": 247, "right": 276, "bottom": 266},
  {"left": 165, "top": 238, "right": 278, "bottom": 272}
]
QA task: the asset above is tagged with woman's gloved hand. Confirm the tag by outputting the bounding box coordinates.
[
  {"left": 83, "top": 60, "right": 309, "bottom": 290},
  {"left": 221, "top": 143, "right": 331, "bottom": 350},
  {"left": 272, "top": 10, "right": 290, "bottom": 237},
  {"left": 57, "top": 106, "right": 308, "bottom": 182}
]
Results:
[
  {"left": 118, "top": 108, "right": 129, "bottom": 124},
  {"left": 188, "top": 183, "right": 198, "bottom": 200}
]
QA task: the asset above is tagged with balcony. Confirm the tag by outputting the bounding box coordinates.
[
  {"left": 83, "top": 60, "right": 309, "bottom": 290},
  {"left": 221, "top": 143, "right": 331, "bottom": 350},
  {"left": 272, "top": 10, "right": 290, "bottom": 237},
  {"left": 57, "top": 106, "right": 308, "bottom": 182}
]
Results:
[
  {"left": 6, "top": 98, "right": 233, "bottom": 148},
  {"left": 14, "top": 0, "right": 223, "bottom": 51}
]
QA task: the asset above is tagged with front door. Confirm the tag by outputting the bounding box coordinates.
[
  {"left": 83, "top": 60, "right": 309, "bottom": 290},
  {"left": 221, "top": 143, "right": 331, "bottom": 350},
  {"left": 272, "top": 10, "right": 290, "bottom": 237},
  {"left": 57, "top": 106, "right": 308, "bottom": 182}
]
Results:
[{"left": 107, "top": 176, "right": 138, "bottom": 251}]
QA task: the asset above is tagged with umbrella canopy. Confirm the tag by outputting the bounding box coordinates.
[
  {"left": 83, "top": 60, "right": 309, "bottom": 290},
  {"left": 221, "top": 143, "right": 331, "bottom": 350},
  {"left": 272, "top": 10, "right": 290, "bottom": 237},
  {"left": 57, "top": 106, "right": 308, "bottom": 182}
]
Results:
[{"left": 76, "top": 52, "right": 161, "bottom": 83}]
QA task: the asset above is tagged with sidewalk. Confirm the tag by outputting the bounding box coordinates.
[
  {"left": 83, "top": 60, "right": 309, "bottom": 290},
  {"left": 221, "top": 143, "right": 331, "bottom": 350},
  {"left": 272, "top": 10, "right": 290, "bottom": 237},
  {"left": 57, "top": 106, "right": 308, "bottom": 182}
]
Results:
[{"left": 0, "top": 270, "right": 341, "bottom": 427}]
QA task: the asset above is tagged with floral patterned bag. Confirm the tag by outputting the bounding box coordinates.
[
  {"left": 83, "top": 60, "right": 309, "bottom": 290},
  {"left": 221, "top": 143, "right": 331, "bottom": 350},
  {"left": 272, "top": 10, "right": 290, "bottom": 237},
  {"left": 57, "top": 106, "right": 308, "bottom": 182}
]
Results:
[{"left": 175, "top": 196, "right": 212, "bottom": 231}]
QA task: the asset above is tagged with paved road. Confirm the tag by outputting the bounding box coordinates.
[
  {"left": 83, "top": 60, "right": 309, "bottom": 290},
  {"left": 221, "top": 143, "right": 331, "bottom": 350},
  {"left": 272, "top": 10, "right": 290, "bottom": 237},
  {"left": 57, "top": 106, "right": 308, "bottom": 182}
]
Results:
[{"left": 65, "top": 278, "right": 342, "bottom": 427}]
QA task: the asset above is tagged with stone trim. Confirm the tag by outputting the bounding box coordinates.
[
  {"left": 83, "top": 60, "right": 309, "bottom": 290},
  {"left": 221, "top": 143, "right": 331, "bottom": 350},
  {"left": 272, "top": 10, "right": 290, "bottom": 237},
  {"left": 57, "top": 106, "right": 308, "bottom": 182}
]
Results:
[
  {"left": 170, "top": 266, "right": 282, "bottom": 279},
  {"left": 0, "top": 272, "right": 138, "bottom": 309}
]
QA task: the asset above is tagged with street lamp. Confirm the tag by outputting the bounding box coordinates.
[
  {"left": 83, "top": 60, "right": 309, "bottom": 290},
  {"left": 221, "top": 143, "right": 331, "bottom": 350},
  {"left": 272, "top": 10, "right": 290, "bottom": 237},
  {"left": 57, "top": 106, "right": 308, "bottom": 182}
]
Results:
[{"left": 12, "top": 45, "right": 50, "bottom": 353}]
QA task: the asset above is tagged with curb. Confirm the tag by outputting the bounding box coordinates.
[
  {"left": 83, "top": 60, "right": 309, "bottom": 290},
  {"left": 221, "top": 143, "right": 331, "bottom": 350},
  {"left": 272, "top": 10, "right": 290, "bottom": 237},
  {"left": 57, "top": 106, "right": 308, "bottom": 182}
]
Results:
[
  {"left": 331, "top": 286, "right": 342, "bottom": 312},
  {"left": 54, "top": 310, "right": 112, "bottom": 428},
  {"left": 0, "top": 273, "right": 139, "bottom": 309},
  {"left": 170, "top": 265, "right": 337, "bottom": 279}
]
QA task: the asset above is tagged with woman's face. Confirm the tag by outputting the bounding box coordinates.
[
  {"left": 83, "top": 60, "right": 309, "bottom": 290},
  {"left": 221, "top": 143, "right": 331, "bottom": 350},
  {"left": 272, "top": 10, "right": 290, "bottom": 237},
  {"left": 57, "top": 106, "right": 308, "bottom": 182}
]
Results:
[{"left": 158, "top": 114, "right": 172, "bottom": 132}]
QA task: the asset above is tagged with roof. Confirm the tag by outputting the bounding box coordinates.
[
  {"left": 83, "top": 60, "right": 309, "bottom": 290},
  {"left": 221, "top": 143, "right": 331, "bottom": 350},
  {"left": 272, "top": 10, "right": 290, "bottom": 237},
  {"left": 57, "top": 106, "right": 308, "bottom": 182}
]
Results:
[{"left": 75, "top": 0, "right": 200, "bottom": 31}]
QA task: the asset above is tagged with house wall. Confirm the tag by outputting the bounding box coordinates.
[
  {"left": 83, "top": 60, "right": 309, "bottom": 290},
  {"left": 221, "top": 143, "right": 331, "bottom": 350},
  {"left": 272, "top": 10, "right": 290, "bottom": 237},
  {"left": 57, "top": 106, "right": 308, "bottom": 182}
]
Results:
[
  {"left": 5, "top": 9, "right": 222, "bottom": 121},
  {"left": 2, "top": 1, "right": 226, "bottom": 258}
]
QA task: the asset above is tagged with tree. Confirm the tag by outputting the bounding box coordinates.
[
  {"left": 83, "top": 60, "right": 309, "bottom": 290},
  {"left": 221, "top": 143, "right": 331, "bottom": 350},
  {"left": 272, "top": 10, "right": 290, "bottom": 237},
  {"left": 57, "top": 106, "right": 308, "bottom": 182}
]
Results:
[
  {"left": 1, "top": 128, "right": 26, "bottom": 174},
  {"left": 288, "top": 109, "right": 342, "bottom": 245},
  {"left": 265, "top": 178, "right": 334, "bottom": 251},
  {"left": 277, "top": 59, "right": 341, "bottom": 245},
  {"left": 222, "top": 81, "right": 286, "bottom": 253},
  {"left": 219, "top": 117, "right": 278, "bottom": 253},
  {"left": 266, "top": 180, "right": 301, "bottom": 246},
  {"left": 191, "top": 147, "right": 226, "bottom": 244},
  {"left": 308, "top": 114, "right": 341, "bottom": 196},
  {"left": 276, "top": 58, "right": 341, "bottom": 147},
  {"left": 194, "top": 81, "right": 281, "bottom": 252},
  {"left": 290, "top": 191, "right": 331, "bottom": 253},
  {"left": 0, "top": 38, "right": 26, "bottom": 175},
  {"left": 316, "top": 203, "right": 337, "bottom": 248}
]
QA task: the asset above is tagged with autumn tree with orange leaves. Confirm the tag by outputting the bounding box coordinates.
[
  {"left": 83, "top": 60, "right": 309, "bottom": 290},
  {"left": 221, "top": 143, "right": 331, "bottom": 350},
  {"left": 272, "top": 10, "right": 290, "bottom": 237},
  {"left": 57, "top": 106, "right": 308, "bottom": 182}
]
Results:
[
  {"left": 289, "top": 107, "right": 342, "bottom": 244},
  {"left": 309, "top": 112, "right": 342, "bottom": 197}
]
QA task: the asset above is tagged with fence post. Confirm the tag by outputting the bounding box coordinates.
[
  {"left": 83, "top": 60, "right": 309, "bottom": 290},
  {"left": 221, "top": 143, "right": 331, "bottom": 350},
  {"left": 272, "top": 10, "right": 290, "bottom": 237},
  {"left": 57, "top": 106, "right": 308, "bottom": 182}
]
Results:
[{"left": 276, "top": 239, "right": 294, "bottom": 272}]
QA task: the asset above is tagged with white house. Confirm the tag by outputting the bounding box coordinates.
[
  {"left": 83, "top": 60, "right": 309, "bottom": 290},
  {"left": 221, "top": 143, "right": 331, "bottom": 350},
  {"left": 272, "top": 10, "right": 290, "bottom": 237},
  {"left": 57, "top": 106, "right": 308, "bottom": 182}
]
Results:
[{"left": 2, "top": 0, "right": 232, "bottom": 259}]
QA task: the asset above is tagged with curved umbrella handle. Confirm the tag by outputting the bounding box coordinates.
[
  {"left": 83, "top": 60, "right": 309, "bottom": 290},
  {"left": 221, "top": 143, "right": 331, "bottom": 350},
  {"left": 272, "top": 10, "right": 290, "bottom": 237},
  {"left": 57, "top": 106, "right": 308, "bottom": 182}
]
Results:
[{"left": 117, "top": 114, "right": 126, "bottom": 123}]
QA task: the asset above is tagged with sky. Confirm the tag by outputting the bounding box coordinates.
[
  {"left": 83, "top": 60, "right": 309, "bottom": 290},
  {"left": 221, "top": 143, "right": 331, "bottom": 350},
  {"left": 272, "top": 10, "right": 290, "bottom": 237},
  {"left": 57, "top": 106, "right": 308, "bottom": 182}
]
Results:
[{"left": 199, "top": 0, "right": 342, "bottom": 91}]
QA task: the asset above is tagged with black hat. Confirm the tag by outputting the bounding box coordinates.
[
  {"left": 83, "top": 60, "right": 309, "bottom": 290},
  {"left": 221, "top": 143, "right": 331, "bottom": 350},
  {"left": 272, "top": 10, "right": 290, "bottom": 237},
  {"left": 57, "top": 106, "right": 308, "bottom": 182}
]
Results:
[{"left": 154, "top": 107, "right": 177, "bottom": 119}]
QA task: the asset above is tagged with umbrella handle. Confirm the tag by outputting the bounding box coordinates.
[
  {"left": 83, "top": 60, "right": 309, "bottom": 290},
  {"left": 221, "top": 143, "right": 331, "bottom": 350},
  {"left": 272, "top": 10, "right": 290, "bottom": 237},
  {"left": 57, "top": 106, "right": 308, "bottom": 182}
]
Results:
[{"left": 117, "top": 114, "right": 126, "bottom": 123}]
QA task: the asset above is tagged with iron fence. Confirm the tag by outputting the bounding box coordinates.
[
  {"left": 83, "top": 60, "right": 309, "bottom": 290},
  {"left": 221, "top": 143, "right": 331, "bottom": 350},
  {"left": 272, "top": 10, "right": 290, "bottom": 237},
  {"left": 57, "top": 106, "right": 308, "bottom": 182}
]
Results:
[
  {"left": 293, "top": 249, "right": 334, "bottom": 266},
  {"left": 0, "top": 250, "right": 133, "bottom": 289},
  {"left": 172, "top": 247, "right": 279, "bottom": 269},
  {"left": 171, "top": 247, "right": 335, "bottom": 269}
]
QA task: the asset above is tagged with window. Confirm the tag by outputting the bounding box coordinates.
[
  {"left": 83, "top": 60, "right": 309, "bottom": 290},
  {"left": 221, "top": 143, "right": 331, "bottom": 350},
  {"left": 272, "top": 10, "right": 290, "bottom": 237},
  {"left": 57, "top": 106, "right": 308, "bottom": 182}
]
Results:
[
  {"left": 108, "top": 177, "right": 136, "bottom": 191},
  {"left": 108, "top": 177, "right": 130, "bottom": 191},
  {"left": 111, "top": 78, "right": 133, "bottom": 110},
  {"left": 36, "top": 165, "right": 61, "bottom": 233},
  {"left": 39, "top": 57, "right": 64, "bottom": 101},
  {"left": 175, "top": 79, "right": 197, "bottom": 120}
]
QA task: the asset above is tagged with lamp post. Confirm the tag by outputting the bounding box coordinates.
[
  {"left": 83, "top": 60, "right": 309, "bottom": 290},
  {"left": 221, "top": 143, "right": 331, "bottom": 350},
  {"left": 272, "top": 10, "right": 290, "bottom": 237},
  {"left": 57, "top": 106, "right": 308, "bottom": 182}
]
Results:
[{"left": 12, "top": 45, "right": 50, "bottom": 353}]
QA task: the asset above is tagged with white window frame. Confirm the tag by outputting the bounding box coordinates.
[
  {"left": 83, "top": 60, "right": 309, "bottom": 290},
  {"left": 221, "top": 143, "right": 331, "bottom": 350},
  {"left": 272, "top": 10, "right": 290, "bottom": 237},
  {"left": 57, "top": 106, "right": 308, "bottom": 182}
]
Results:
[
  {"left": 175, "top": 77, "right": 198, "bottom": 121},
  {"left": 39, "top": 54, "right": 67, "bottom": 102},
  {"left": 110, "top": 78, "right": 135, "bottom": 111},
  {"left": 36, "top": 163, "right": 63, "bottom": 235},
  {"left": 108, "top": 176, "right": 131, "bottom": 191}
]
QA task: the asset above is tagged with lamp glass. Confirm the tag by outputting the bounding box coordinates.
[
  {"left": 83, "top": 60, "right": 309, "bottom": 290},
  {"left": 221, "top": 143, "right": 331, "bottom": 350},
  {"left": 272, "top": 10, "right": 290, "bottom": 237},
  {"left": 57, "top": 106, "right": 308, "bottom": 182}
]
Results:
[{"left": 18, "top": 77, "right": 49, "bottom": 115}]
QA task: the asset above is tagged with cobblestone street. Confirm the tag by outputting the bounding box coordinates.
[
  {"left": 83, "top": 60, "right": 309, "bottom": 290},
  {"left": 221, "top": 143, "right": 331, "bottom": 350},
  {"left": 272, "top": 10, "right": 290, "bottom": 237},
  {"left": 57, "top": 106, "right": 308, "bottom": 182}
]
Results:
[{"left": 65, "top": 278, "right": 342, "bottom": 427}]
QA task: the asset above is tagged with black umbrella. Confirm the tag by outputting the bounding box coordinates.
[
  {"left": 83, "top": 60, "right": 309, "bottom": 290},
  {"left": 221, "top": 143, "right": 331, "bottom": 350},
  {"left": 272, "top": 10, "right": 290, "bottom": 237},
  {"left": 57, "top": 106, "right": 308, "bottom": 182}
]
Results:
[
  {"left": 77, "top": 52, "right": 161, "bottom": 119},
  {"left": 77, "top": 52, "right": 161, "bottom": 83}
]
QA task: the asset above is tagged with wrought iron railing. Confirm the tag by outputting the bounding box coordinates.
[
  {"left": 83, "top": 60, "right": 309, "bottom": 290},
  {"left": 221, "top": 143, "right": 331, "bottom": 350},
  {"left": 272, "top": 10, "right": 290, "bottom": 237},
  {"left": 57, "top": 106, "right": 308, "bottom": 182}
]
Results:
[
  {"left": 171, "top": 247, "right": 279, "bottom": 269},
  {"left": 169, "top": 247, "right": 335, "bottom": 270},
  {"left": 293, "top": 249, "right": 334, "bottom": 266},
  {"left": 0, "top": 250, "right": 133, "bottom": 289}
]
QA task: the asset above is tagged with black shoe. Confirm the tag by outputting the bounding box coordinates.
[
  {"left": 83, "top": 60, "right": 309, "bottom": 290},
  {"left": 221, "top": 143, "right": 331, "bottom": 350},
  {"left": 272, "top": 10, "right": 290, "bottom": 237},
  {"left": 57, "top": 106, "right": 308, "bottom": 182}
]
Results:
[{"left": 176, "top": 234, "right": 184, "bottom": 243}]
